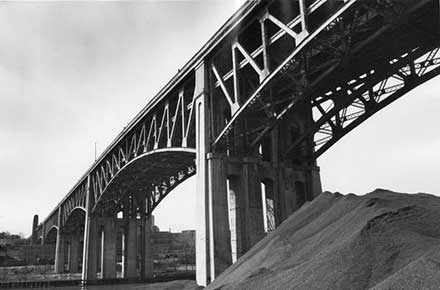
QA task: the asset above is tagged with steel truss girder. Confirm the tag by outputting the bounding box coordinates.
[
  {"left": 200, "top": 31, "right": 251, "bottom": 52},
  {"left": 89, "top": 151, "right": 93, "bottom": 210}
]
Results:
[
  {"left": 296, "top": 46, "right": 440, "bottom": 159},
  {"left": 147, "top": 164, "right": 196, "bottom": 214},
  {"left": 212, "top": 0, "right": 379, "bottom": 149},
  {"left": 212, "top": 0, "right": 439, "bottom": 159}
]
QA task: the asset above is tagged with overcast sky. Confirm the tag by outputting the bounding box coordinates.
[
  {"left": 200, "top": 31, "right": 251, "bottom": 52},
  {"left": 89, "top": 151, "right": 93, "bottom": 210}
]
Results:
[{"left": 0, "top": 0, "right": 439, "bottom": 236}]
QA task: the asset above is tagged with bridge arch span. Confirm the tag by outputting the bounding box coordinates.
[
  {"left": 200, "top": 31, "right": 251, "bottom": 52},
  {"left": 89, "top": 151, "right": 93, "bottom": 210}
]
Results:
[
  {"left": 62, "top": 207, "right": 86, "bottom": 234},
  {"left": 284, "top": 46, "right": 440, "bottom": 160},
  {"left": 91, "top": 147, "right": 196, "bottom": 216},
  {"left": 44, "top": 225, "right": 58, "bottom": 244}
]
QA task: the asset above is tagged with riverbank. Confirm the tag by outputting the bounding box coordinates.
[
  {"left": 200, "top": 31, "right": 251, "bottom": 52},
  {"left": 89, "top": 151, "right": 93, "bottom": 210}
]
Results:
[{"left": 9, "top": 280, "right": 199, "bottom": 290}]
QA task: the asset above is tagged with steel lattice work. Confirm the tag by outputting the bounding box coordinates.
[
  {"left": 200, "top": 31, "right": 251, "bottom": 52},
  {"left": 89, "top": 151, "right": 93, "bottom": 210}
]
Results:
[
  {"left": 294, "top": 47, "right": 440, "bottom": 158},
  {"left": 212, "top": 0, "right": 440, "bottom": 163}
]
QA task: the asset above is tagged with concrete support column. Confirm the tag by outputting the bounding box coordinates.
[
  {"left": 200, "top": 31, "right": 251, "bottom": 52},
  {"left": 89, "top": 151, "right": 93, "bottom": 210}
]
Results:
[
  {"left": 55, "top": 206, "right": 65, "bottom": 274},
  {"left": 228, "top": 159, "right": 266, "bottom": 256},
  {"left": 82, "top": 177, "right": 98, "bottom": 282},
  {"left": 31, "top": 215, "right": 39, "bottom": 245},
  {"left": 82, "top": 216, "right": 98, "bottom": 281},
  {"left": 194, "top": 61, "right": 234, "bottom": 285},
  {"left": 280, "top": 166, "right": 323, "bottom": 217},
  {"left": 228, "top": 176, "right": 242, "bottom": 262},
  {"left": 54, "top": 230, "right": 65, "bottom": 273},
  {"left": 242, "top": 159, "right": 265, "bottom": 248},
  {"left": 270, "top": 127, "right": 283, "bottom": 227},
  {"left": 102, "top": 218, "right": 117, "bottom": 279},
  {"left": 125, "top": 219, "right": 138, "bottom": 279},
  {"left": 119, "top": 227, "right": 126, "bottom": 278},
  {"left": 69, "top": 234, "right": 80, "bottom": 273},
  {"left": 309, "top": 167, "right": 323, "bottom": 200},
  {"left": 281, "top": 168, "right": 295, "bottom": 217},
  {"left": 275, "top": 168, "right": 287, "bottom": 221},
  {"left": 41, "top": 224, "right": 45, "bottom": 245},
  {"left": 195, "top": 61, "right": 210, "bottom": 287},
  {"left": 83, "top": 217, "right": 98, "bottom": 280},
  {"left": 275, "top": 101, "right": 322, "bottom": 220},
  {"left": 143, "top": 216, "right": 153, "bottom": 279},
  {"left": 208, "top": 154, "right": 232, "bottom": 279}
]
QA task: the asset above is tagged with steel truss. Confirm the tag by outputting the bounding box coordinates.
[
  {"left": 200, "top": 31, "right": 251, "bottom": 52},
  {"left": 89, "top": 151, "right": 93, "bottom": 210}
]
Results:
[
  {"left": 212, "top": 0, "right": 440, "bottom": 162},
  {"left": 297, "top": 47, "right": 440, "bottom": 159}
]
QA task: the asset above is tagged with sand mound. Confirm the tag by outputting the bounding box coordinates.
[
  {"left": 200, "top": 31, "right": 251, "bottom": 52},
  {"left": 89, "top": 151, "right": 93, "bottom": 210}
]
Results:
[{"left": 207, "top": 189, "right": 440, "bottom": 290}]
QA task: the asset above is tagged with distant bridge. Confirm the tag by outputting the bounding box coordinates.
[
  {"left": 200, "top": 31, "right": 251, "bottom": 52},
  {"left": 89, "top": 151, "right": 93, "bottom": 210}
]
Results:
[{"left": 32, "top": 0, "right": 440, "bottom": 286}]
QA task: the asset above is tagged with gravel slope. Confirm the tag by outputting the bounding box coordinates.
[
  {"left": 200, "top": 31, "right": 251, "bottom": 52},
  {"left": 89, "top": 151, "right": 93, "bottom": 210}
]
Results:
[{"left": 207, "top": 189, "right": 440, "bottom": 290}]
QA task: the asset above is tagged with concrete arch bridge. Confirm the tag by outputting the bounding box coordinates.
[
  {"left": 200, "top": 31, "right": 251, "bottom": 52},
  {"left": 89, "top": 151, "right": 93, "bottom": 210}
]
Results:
[{"left": 32, "top": 0, "right": 440, "bottom": 286}]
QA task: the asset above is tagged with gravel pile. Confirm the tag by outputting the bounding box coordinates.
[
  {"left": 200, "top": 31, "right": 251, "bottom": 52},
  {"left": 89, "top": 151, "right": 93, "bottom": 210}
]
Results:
[{"left": 207, "top": 189, "right": 440, "bottom": 290}]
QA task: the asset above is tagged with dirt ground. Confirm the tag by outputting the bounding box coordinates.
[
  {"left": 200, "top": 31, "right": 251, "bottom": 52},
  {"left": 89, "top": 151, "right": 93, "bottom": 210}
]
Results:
[{"left": 207, "top": 189, "right": 440, "bottom": 290}]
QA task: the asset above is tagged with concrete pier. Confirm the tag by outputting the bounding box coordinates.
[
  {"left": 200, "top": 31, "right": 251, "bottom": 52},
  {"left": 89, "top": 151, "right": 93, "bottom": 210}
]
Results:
[
  {"left": 195, "top": 61, "right": 211, "bottom": 286},
  {"left": 125, "top": 219, "right": 138, "bottom": 279},
  {"left": 142, "top": 216, "right": 153, "bottom": 279},
  {"left": 208, "top": 154, "right": 232, "bottom": 279},
  {"left": 242, "top": 159, "right": 266, "bottom": 249},
  {"left": 68, "top": 234, "right": 80, "bottom": 273},
  {"left": 102, "top": 218, "right": 117, "bottom": 279},
  {"left": 82, "top": 216, "right": 98, "bottom": 281},
  {"left": 54, "top": 231, "right": 65, "bottom": 273},
  {"left": 228, "top": 175, "right": 242, "bottom": 262}
]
